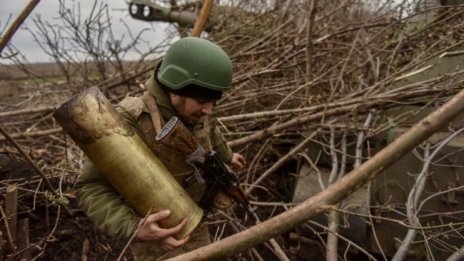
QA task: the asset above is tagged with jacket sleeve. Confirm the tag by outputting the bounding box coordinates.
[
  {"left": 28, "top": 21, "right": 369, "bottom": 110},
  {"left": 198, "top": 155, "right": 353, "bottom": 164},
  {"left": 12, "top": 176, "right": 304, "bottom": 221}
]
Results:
[{"left": 75, "top": 158, "right": 140, "bottom": 239}]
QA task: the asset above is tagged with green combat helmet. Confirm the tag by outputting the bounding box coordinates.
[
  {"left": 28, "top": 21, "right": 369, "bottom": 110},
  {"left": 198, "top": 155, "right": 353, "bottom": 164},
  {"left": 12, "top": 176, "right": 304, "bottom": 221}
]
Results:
[{"left": 157, "top": 37, "right": 233, "bottom": 93}]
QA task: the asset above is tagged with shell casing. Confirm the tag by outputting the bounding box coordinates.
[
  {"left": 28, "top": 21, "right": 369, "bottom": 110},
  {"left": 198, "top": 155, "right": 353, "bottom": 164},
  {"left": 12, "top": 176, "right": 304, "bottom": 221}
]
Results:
[{"left": 53, "top": 87, "right": 203, "bottom": 239}]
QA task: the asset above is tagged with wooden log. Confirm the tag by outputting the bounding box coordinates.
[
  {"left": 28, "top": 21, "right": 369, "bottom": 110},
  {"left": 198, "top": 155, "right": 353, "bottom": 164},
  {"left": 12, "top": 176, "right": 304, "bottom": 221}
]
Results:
[
  {"left": 17, "top": 218, "right": 31, "bottom": 261},
  {"left": 5, "top": 185, "right": 17, "bottom": 244},
  {"left": 191, "top": 0, "right": 214, "bottom": 37}
]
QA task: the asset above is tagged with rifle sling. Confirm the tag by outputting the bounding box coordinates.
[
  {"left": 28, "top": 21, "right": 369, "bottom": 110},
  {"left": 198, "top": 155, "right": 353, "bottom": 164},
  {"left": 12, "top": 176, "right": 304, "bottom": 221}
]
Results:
[{"left": 143, "top": 92, "right": 163, "bottom": 133}]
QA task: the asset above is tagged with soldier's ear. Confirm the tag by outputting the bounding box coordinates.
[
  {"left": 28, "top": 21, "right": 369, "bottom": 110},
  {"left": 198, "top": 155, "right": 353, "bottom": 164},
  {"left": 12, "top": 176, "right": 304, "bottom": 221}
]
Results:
[
  {"left": 168, "top": 92, "right": 177, "bottom": 102},
  {"left": 168, "top": 92, "right": 185, "bottom": 110}
]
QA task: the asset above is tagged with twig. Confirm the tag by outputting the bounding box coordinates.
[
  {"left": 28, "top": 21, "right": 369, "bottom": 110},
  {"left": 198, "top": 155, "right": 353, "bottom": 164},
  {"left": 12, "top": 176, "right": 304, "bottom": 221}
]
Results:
[
  {"left": 0, "top": 204, "right": 16, "bottom": 254},
  {"left": 392, "top": 127, "right": 464, "bottom": 261},
  {"left": 304, "top": 0, "right": 317, "bottom": 82},
  {"left": 0, "top": 128, "right": 63, "bottom": 142},
  {"left": 0, "top": 106, "right": 55, "bottom": 118},
  {"left": 308, "top": 220, "right": 378, "bottom": 261},
  {"left": 0, "top": 125, "right": 56, "bottom": 195},
  {"left": 0, "top": 0, "right": 41, "bottom": 54}
]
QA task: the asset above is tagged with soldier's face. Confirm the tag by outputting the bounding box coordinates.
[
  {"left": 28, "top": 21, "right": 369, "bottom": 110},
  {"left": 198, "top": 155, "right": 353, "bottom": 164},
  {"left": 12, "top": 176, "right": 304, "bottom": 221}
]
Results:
[{"left": 169, "top": 93, "right": 215, "bottom": 125}]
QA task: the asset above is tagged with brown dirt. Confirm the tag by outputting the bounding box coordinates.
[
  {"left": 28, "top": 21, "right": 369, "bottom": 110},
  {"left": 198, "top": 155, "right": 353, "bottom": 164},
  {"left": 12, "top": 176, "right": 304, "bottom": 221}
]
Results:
[{"left": 0, "top": 154, "right": 134, "bottom": 260}]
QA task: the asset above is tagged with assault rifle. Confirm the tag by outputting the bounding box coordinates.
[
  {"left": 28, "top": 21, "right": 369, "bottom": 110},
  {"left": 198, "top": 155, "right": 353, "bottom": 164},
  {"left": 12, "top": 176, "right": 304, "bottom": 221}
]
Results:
[{"left": 155, "top": 117, "right": 255, "bottom": 218}]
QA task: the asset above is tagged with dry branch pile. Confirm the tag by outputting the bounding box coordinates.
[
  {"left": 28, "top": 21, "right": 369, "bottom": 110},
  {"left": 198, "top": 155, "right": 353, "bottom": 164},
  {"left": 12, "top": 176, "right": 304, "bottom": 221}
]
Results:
[{"left": 1, "top": 0, "right": 464, "bottom": 260}]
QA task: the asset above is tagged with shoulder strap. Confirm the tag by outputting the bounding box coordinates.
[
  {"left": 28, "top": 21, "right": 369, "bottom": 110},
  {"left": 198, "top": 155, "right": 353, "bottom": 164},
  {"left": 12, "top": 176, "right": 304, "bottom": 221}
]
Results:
[{"left": 143, "top": 92, "right": 164, "bottom": 133}]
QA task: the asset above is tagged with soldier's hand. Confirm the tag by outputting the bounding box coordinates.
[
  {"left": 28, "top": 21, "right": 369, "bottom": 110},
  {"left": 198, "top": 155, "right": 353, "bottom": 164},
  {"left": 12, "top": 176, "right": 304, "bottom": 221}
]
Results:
[
  {"left": 136, "top": 210, "right": 189, "bottom": 250},
  {"left": 213, "top": 190, "right": 233, "bottom": 210},
  {"left": 230, "top": 153, "right": 246, "bottom": 170}
]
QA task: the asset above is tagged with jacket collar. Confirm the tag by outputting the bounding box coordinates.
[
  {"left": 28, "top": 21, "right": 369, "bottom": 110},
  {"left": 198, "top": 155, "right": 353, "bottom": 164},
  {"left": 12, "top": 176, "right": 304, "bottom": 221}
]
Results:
[{"left": 145, "top": 73, "right": 177, "bottom": 121}]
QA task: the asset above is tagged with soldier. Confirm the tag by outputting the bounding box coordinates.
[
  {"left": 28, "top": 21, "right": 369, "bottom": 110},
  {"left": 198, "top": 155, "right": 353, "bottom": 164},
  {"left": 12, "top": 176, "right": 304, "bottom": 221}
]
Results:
[{"left": 76, "top": 37, "right": 246, "bottom": 260}]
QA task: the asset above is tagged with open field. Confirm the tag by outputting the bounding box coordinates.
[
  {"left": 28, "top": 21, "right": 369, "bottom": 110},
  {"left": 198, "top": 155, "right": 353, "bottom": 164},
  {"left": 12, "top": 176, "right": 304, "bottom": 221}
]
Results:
[{"left": 0, "top": 60, "right": 144, "bottom": 80}]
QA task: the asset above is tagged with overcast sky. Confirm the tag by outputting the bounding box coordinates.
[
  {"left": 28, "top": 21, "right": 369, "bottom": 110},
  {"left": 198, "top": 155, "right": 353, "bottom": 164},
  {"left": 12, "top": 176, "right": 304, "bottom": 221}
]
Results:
[{"left": 0, "top": 0, "right": 170, "bottom": 64}]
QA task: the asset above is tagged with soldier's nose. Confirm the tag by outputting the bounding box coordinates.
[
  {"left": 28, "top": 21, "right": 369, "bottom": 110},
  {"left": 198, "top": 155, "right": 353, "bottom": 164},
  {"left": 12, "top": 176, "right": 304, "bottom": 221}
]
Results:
[{"left": 201, "top": 101, "right": 214, "bottom": 116}]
